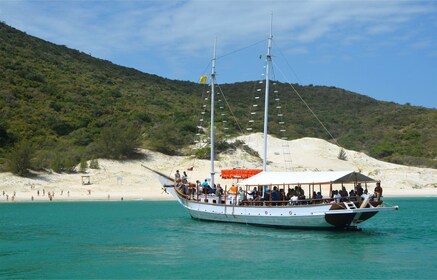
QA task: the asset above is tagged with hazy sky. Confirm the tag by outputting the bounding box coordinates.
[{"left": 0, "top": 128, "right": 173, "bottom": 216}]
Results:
[{"left": 1, "top": 0, "right": 436, "bottom": 108}]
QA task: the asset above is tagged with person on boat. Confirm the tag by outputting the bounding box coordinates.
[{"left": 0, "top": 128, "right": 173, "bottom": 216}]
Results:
[
  {"left": 182, "top": 183, "right": 189, "bottom": 195},
  {"left": 286, "top": 188, "right": 294, "bottom": 200},
  {"left": 195, "top": 180, "right": 201, "bottom": 195},
  {"left": 228, "top": 184, "right": 238, "bottom": 195},
  {"left": 271, "top": 186, "right": 280, "bottom": 206},
  {"left": 356, "top": 183, "right": 364, "bottom": 196},
  {"left": 175, "top": 170, "right": 181, "bottom": 182},
  {"left": 279, "top": 189, "right": 286, "bottom": 204},
  {"left": 290, "top": 194, "right": 298, "bottom": 205},
  {"left": 263, "top": 187, "right": 271, "bottom": 204},
  {"left": 349, "top": 189, "right": 356, "bottom": 199},
  {"left": 334, "top": 190, "right": 342, "bottom": 203},
  {"left": 374, "top": 182, "right": 383, "bottom": 202},
  {"left": 315, "top": 192, "right": 323, "bottom": 203},
  {"left": 182, "top": 171, "right": 188, "bottom": 183},
  {"left": 215, "top": 185, "right": 223, "bottom": 204},
  {"left": 297, "top": 186, "right": 305, "bottom": 200},
  {"left": 207, "top": 185, "right": 214, "bottom": 195},
  {"left": 340, "top": 186, "right": 348, "bottom": 198},
  {"left": 188, "top": 183, "right": 196, "bottom": 197},
  {"left": 202, "top": 179, "right": 209, "bottom": 189},
  {"left": 249, "top": 187, "right": 260, "bottom": 201},
  {"left": 356, "top": 183, "right": 364, "bottom": 203},
  {"left": 238, "top": 187, "right": 246, "bottom": 204},
  {"left": 202, "top": 180, "right": 211, "bottom": 195}
]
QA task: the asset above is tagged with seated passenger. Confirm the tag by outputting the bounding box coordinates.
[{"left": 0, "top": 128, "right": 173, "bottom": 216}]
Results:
[
  {"left": 290, "top": 194, "right": 298, "bottom": 205},
  {"left": 286, "top": 188, "right": 294, "bottom": 200},
  {"left": 271, "top": 187, "right": 280, "bottom": 205},
  {"left": 297, "top": 186, "right": 305, "bottom": 200},
  {"left": 263, "top": 187, "right": 271, "bottom": 204},
  {"left": 209, "top": 184, "right": 216, "bottom": 194},
  {"left": 280, "top": 189, "right": 286, "bottom": 203},
  {"left": 340, "top": 186, "right": 348, "bottom": 197},
  {"left": 333, "top": 190, "right": 342, "bottom": 203}
]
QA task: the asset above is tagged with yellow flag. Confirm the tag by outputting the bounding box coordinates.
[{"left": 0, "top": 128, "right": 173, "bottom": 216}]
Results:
[{"left": 199, "top": 75, "right": 207, "bottom": 84}]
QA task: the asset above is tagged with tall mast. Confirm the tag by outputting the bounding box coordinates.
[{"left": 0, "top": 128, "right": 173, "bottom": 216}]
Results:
[
  {"left": 262, "top": 16, "right": 273, "bottom": 172},
  {"left": 210, "top": 40, "right": 217, "bottom": 188}
]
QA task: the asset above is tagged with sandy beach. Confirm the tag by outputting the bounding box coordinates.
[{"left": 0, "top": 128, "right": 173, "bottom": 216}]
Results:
[{"left": 1, "top": 133, "right": 436, "bottom": 203}]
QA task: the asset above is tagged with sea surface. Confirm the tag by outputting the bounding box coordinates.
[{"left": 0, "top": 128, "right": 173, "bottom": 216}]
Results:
[{"left": 1, "top": 198, "right": 436, "bottom": 279}]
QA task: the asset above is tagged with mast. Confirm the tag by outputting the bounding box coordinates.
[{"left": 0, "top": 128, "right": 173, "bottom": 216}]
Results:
[
  {"left": 262, "top": 16, "right": 273, "bottom": 172},
  {"left": 210, "top": 40, "right": 217, "bottom": 188}
]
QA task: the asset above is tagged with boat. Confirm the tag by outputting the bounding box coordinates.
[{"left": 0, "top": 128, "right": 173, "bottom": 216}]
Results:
[{"left": 163, "top": 21, "right": 399, "bottom": 230}]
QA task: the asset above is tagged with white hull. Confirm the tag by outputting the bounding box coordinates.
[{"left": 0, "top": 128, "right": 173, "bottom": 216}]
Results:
[{"left": 166, "top": 186, "right": 398, "bottom": 229}]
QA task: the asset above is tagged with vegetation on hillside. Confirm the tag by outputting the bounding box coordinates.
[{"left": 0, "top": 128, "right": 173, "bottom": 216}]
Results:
[{"left": 0, "top": 22, "right": 435, "bottom": 175}]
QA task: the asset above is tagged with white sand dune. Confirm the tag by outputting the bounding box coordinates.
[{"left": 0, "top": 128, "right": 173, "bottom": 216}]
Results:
[{"left": 1, "top": 133, "right": 436, "bottom": 203}]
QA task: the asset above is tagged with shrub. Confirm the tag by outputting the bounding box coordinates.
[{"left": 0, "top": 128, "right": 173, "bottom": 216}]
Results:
[
  {"left": 7, "top": 140, "right": 34, "bottom": 176},
  {"left": 338, "top": 148, "right": 347, "bottom": 161},
  {"left": 79, "top": 158, "right": 88, "bottom": 173},
  {"left": 89, "top": 159, "right": 99, "bottom": 169}
]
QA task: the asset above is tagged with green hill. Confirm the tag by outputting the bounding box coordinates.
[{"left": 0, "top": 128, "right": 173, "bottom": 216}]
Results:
[{"left": 0, "top": 22, "right": 436, "bottom": 174}]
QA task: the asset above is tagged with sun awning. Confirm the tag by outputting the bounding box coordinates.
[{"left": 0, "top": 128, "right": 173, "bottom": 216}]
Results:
[
  {"left": 220, "top": 169, "right": 262, "bottom": 179},
  {"left": 239, "top": 171, "right": 376, "bottom": 186}
]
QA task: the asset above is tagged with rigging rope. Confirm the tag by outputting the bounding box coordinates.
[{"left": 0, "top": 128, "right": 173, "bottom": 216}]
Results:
[
  {"left": 217, "top": 39, "right": 267, "bottom": 60},
  {"left": 216, "top": 82, "right": 245, "bottom": 135},
  {"left": 272, "top": 39, "right": 360, "bottom": 170}
]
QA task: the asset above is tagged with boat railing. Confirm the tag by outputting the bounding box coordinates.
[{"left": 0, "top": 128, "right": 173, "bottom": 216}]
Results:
[{"left": 173, "top": 185, "right": 378, "bottom": 207}]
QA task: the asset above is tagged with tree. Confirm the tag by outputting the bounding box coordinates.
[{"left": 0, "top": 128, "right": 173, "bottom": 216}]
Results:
[
  {"left": 7, "top": 140, "right": 34, "bottom": 176},
  {"left": 79, "top": 158, "right": 88, "bottom": 173},
  {"left": 95, "top": 120, "right": 142, "bottom": 159}
]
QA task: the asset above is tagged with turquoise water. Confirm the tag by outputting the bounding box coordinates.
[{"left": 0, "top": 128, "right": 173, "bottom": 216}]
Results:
[{"left": 1, "top": 198, "right": 436, "bottom": 279}]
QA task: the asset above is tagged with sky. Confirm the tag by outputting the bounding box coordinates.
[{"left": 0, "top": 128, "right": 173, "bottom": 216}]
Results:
[{"left": 1, "top": 0, "right": 436, "bottom": 108}]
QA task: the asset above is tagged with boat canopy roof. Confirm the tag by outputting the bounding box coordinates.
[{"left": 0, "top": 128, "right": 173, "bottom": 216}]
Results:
[{"left": 239, "top": 171, "right": 376, "bottom": 186}]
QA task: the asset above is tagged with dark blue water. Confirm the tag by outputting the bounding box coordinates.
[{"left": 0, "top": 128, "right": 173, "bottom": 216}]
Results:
[{"left": 1, "top": 198, "right": 436, "bottom": 279}]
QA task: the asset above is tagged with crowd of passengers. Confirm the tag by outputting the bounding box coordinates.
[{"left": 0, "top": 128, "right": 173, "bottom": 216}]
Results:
[{"left": 173, "top": 170, "right": 383, "bottom": 206}]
